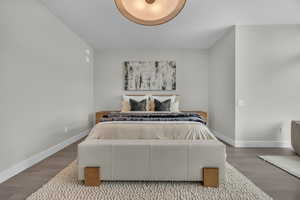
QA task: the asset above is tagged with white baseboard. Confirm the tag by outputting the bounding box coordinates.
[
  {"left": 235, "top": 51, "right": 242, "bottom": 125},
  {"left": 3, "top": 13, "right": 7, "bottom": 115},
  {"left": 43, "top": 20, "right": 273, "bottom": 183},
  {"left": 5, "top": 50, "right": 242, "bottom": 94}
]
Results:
[
  {"left": 211, "top": 129, "right": 291, "bottom": 148},
  {"left": 235, "top": 140, "right": 291, "bottom": 148},
  {"left": 211, "top": 129, "right": 235, "bottom": 146},
  {"left": 0, "top": 129, "right": 90, "bottom": 184}
]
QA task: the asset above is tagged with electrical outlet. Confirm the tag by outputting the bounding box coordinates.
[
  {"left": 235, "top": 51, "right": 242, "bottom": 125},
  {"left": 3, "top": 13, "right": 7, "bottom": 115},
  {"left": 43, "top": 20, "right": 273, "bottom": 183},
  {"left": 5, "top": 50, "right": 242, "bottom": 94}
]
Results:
[{"left": 64, "top": 127, "right": 69, "bottom": 133}]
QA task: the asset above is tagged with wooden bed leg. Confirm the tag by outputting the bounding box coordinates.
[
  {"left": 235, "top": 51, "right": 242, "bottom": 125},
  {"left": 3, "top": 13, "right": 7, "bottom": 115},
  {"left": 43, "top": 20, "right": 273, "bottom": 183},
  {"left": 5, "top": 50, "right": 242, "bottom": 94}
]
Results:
[
  {"left": 84, "top": 167, "right": 101, "bottom": 186},
  {"left": 203, "top": 168, "right": 219, "bottom": 187}
]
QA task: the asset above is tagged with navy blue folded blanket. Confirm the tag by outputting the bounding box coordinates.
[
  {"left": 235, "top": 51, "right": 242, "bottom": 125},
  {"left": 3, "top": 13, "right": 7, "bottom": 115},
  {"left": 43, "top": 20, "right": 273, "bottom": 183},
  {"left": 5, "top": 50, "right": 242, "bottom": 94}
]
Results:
[{"left": 100, "top": 112, "right": 206, "bottom": 125}]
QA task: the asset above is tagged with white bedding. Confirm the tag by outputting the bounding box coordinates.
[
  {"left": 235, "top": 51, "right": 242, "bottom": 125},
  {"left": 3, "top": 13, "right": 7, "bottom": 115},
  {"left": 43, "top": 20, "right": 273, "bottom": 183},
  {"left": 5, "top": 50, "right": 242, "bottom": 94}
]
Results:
[{"left": 87, "top": 121, "right": 215, "bottom": 140}]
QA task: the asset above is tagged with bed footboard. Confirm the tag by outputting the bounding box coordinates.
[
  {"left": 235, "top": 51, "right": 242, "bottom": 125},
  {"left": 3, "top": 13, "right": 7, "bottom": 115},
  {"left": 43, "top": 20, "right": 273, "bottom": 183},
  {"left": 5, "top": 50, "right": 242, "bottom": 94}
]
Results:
[{"left": 78, "top": 139, "right": 225, "bottom": 187}]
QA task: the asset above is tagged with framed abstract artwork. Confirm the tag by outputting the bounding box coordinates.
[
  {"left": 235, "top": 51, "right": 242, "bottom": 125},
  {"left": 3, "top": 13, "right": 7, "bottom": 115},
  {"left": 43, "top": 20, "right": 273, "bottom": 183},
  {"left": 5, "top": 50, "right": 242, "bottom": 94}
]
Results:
[{"left": 124, "top": 61, "right": 176, "bottom": 91}]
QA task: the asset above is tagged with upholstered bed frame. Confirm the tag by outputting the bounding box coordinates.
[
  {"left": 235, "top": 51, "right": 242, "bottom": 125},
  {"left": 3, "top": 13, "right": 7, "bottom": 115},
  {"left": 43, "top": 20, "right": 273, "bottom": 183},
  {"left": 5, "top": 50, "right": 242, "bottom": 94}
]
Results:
[{"left": 78, "top": 109, "right": 225, "bottom": 187}]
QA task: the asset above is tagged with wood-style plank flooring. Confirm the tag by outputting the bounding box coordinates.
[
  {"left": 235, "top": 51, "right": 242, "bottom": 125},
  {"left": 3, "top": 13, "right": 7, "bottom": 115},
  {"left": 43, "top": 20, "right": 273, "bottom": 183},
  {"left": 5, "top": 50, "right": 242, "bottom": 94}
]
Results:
[{"left": 1, "top": 140, "right": 300, "bottom": 200}]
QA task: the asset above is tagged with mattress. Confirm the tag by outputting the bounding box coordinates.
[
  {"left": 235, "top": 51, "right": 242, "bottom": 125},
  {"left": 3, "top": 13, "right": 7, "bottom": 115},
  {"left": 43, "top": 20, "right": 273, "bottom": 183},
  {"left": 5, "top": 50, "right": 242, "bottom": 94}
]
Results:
[{"left": 87, "top": 112, "right": 215, "bottom": 141}]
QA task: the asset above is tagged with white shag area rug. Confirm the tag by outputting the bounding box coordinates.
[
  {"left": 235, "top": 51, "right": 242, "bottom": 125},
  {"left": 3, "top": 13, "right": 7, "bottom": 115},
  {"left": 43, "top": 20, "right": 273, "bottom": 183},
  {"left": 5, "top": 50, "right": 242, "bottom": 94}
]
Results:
[
  {"left": 259, "top": 155, "right": 300, "bottom": 178},
  {"left": 26, "top": 161, "right": 272, "bottom": 200}
]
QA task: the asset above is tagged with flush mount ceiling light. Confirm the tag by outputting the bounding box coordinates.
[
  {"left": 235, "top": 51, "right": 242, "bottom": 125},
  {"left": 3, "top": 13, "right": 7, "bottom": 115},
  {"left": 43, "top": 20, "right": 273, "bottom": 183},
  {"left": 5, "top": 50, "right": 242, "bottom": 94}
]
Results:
[{"left": 114, "top": 0, "right": 186, "bottom": 26}]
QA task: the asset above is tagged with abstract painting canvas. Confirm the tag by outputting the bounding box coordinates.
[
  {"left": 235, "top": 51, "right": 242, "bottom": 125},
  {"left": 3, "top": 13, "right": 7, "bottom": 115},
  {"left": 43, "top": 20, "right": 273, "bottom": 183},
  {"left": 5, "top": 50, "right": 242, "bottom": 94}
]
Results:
[{"left": 124, "top": 61, "right": 176, "bottom": 91}]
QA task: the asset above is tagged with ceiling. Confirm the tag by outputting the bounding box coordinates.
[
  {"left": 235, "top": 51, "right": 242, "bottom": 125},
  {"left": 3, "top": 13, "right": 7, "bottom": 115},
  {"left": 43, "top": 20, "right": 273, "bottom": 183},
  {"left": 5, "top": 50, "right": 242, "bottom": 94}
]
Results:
[{"left": 41, "top": 0, "right": 300, "bottom": 50}]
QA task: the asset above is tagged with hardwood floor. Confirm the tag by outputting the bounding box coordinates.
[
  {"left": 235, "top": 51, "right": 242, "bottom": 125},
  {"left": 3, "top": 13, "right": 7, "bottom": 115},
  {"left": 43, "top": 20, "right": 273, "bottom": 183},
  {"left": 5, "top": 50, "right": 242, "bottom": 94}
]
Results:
[
  {"left": 1, "top": 140, "right": 300, "bottom": 200},
  {"left": 0, "top": 140, "right": 81, "bottom": 200},
  {"left": 226, "top": 146, "right": 300, "bottom": 200}
]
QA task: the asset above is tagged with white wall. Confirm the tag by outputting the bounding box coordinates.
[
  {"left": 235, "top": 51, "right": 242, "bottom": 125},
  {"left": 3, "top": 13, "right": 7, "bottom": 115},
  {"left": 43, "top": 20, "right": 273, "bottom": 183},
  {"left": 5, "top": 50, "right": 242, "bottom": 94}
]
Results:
[
  {"left": 235, "top": 25, "right": 300, "bottom": 147},
  {"left": 0, "top": 0, "right": 94, "bottom": 173},
  {"left": 94, "top": 49, "right": 208, "bottom": 111},
  {"left": 208, "top": 28, "right": 236, "bottom": 144}
]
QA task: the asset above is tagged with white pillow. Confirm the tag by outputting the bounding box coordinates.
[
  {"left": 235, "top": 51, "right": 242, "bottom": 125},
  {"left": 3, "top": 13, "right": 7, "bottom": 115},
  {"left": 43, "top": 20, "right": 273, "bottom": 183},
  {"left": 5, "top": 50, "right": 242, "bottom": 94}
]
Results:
[{"left": 171, "top": 101, "right": 180, "bottom": 112}]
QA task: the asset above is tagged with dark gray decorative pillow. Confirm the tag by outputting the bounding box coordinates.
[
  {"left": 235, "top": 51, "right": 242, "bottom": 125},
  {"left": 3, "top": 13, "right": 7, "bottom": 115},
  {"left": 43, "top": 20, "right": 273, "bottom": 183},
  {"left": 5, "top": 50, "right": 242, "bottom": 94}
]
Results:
[
  {"left": 154, "top": 99, "right": 171, "bottom": 111},
  {"left": 129, "top": 99, "right": 147, "bottom": 111}
]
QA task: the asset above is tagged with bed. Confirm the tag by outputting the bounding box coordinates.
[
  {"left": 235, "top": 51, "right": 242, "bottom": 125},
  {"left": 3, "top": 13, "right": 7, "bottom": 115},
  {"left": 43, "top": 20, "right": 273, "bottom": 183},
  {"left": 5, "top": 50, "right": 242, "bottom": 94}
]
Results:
[{"left": 78, "top": 95, "right": 226, "bottom": 187}]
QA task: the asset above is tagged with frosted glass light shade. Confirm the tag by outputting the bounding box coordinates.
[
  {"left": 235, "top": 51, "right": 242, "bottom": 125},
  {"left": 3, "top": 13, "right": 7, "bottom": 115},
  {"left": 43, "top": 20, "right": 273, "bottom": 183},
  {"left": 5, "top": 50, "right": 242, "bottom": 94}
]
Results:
[{"left": 114, "top": 0, "right": 186, "bottom": 26}]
